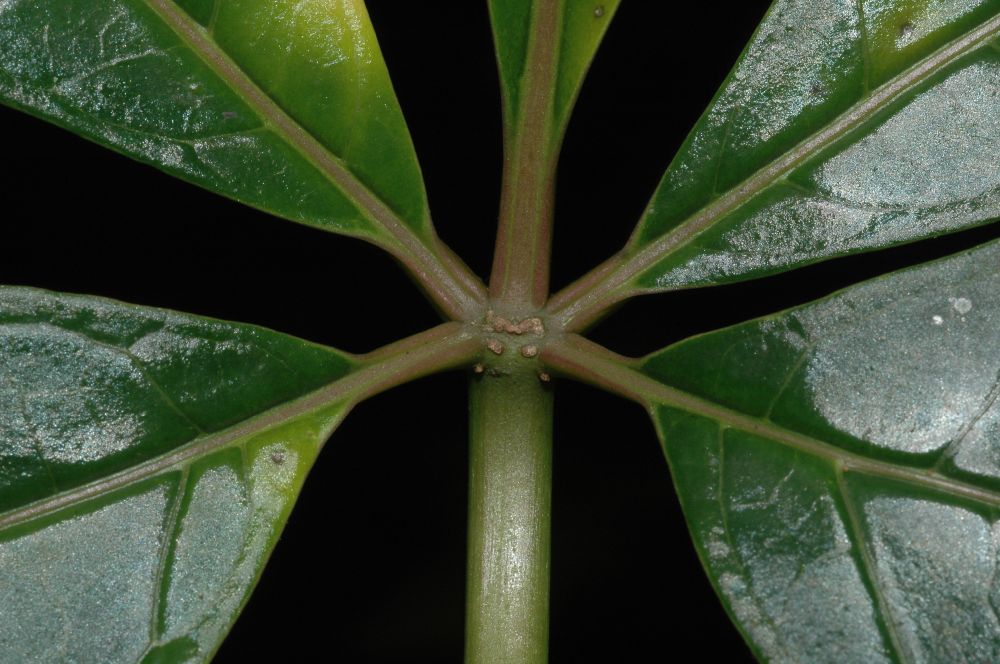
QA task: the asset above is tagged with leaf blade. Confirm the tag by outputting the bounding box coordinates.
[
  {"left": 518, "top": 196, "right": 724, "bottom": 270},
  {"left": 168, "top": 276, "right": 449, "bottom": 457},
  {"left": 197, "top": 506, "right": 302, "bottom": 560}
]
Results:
[
  {"left": 639, "top": 237, "right": 1000, "bottom": 662},
  {"left": 0, "top": 287, "right": 354, "bottom": 512},
  {"left": 0, "top": 287, "right": 357, "bottom": 662},
  {"left": 0, "top": 0, "right": 425, "bottom": 240},
  {"left": 0, "top": 403, "right": 345, "bottom": 664},
  {"left": 549, "top": 0, "right": 1000, "bottom": 330},
  {"left": 544, "top": 236, "right": 1000, "bottom": 661},
  {"left": 635, "top": 0, "right": 1000, "bottom": 286},
  {"left": 0, "top": 0, "right": 487, "bottom": 318}
]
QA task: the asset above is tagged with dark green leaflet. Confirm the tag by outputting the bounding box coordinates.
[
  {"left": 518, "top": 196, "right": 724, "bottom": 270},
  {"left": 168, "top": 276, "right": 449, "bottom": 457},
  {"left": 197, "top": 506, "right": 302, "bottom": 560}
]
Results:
[
  {"left": 0, "top": 0, "right": 428, "bottom": 241},
  {"left": 643, "top": 238, "right": 1000, "bottom": 662},
  {"left": 550, "top": 0, "right": 1000, "bottom": 331},
  {"left": 636, "top": 0, "right": 1000, "bottom": 288},
  {"left": 0, "top": 288, "right": 352, "bottom": 662}
]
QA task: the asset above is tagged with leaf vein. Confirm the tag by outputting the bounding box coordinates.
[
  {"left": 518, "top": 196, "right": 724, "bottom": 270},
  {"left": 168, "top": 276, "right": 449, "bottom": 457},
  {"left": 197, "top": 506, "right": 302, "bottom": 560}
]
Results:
[
  {"left": 835, "top": 471, "right": 910, "bottom": 663},
  {"left": 144, "top": 466, "right": 189, "bottom": 650},
  {"left": 936, "top": 369, "right": 1000, "bottom": 469},
  {"left": 49, "top": 324, "right": 208, "bottom": 435}
]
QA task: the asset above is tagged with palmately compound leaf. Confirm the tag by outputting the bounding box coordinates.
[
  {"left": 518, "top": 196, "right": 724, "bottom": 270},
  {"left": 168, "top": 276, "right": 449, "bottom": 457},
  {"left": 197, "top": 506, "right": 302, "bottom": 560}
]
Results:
[
  {"left": 549, "top": 0, "right": 1000, "bottom": 330},
  {"left": 0, "top": 0, "right": 428, "bottom": 244},
  {"left": 640, "top": 238, "right": 1000, "bottom": 662},
  {"left": 0, "top": 287, "right": 356, "bottom": 663}
]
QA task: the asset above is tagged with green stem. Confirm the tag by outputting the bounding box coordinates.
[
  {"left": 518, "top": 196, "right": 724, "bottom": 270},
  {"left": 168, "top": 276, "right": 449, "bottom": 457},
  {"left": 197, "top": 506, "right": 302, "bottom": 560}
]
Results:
[{"left": 465, "top": 370, "right": 554, "bottom": 664}]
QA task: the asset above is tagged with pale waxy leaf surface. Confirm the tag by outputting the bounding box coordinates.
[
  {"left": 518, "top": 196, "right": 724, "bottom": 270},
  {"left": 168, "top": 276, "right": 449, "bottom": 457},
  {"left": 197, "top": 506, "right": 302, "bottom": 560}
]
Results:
[
  {"left": 488, "top": 0, "right": 620, "bottom": 147},
  {"left": 627, "top": 0, "right": 1000, "bottom": 291},
  {"left": 0, "top": 288, "right": 355, "bottom": 663},
  {"left": 642, "top": 238, "right": 1000, "bottom": 662},
  {"left": 0, "top": 0, "right": 429, "bottom": 241}
]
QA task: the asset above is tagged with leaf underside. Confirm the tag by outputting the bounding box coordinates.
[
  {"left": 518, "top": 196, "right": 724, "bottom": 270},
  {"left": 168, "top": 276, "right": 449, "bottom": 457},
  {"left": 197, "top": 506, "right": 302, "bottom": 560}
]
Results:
[
  {"left": 0, "top": 0, "right": 429, "bottom": 241},
  {"left": 0, "top": 288, "right": 353, "bottom": 662},
  {"left": 645, "top": 238, "right": 1000, "bottom": 663},
  {"left": 622, "top": 1, "right": 1000, "bottom": 660},
  {"left": 627, "top": 0, "right": 1000, "bottom": 293}
]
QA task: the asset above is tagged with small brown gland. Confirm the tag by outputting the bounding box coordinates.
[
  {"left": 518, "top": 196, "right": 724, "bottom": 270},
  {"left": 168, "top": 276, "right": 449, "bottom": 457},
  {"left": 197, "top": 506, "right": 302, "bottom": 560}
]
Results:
[
  {"left": 485, "top": 310, "right": 545, "bottom": 336},
  {"left": 473, "top": 363, "right": 485, "bottom": 374},
  {"left": 520, "top": 345, "right": 539, "bottom": 359},
  {"left": 520, "top": 317, "right": 545, "bottom": 336},
  {"left": 270, "top": 451, "right": 286, "bottom": 466},
  {"left": 486, "top": 310, "right": 514, "bottom": 334},
  {"left": 486, "top": 338, "right": 505, "bottom": 355},
  {"left": 538, "top": 371, "right": 552, "bottom": 383}
]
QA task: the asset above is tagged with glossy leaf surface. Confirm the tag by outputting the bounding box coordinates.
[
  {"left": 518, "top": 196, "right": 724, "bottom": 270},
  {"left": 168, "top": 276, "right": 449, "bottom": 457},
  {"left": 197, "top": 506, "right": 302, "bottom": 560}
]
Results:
[
  {"left": 0, "top": 0, "right": 428, "bottom": 241},
  {"left": 642, "top": 239, "right": 1000, "bottom": 662},
  {"left": 0, "top": 288, "right": 354, "bottom": 662},
  {"left": 488, "top": 0, "right": 620, "bottom": 148},
  {"left": 627, "top": 0, "right": 1000, "bottom": 291}
]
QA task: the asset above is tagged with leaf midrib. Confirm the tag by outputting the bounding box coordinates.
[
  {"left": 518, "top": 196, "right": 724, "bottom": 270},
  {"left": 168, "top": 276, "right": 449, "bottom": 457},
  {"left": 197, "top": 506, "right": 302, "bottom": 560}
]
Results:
[
  {"left": 143, "top": 0, "right": 403, "bottom": 240},
  {"left": 490, "top": 0, "right": 563, "bottom": 307},
  {"left": 0, "top": 321, "right": 478, "bottom": 532},
  {"left": 140, "top": 0, "right": 485, "bottom": 317},
  {"left": 0, "top": 371, "right": 347, "bottom": 532},
  {"left": 549, "top": 10, "right": 1000, "bottom": 330},
  {"left": 835, "top": 472, "right": 910, "bottom": 663},
  {"left": 544, "top": 335, "right": 1000, "bottom": 508}
]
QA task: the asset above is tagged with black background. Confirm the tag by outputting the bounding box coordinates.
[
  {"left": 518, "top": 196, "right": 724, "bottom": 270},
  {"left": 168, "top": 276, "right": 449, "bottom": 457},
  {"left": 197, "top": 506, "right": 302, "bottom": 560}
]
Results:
[{"left": 4, "top": 2, "right": 1000, "bottom": 662}]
